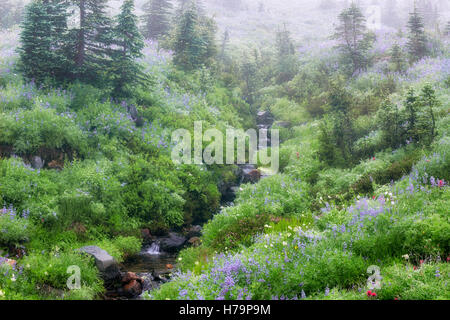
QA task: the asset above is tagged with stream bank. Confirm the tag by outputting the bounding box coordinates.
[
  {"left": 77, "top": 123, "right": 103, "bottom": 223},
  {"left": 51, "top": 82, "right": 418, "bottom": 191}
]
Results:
[{"left": 109, "top": 110, "right": 275, "bottom": 299}]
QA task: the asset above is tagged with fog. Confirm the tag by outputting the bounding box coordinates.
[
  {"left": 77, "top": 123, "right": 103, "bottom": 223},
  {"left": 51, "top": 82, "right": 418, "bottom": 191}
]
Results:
[{"left": 4, "top": 0, "right": 450, "bottom": 48}]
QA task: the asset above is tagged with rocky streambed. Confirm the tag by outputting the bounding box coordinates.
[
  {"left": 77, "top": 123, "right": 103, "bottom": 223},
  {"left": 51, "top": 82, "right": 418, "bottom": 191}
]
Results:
[{"left": 88, "top": 110, "right": 276, "bottom": 299}]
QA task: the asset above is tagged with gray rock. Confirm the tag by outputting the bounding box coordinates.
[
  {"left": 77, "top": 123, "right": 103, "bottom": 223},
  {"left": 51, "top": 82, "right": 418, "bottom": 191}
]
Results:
[
  {"left": 79, "top": 246, "right": 117, "bottom": 272},
  {"left": 186, "top": 225, "right": 202, "bottom": 238},
  {"left": 256, "top": 110, "right": 274, "bottom": 126},
  {"left": 31, "top": 156, "right": 45, "bottom": 169},
  {"left": 159, "top": 233, "right": 187, "bottom": 253},
  {"left": 274, "top": 121, "right": 292, "bottom": 128},
  {"left": 78, "top": 246, "right": 121, "bottom": 284}
]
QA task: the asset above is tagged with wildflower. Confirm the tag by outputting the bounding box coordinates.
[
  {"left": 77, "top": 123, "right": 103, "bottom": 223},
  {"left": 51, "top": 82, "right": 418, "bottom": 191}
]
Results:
[
  {"left": 179, "top": 289, "right": 188, "bottom": 297},
  {"left": 438, "top": 180, "right": 445, "bottom": 187},
  {"left": 0, "top": 289, "right": 4, "bottom": 297},
  {"left": 282, "top": 241, "right": 287, "bottom": 246},
  {"left": 195, "top": 261, "right": 199, "bottom": 266},
  {"left": 11, "top": 275, "right": 16, "bottom": 282},
  {"left": 178, "top": 258, "right": 182, "bottom": 261},
  {"left": 366, "top": 290, "right": 372, "bottom": 297},
  {"left": 402, "top": 254, "right": 409, "bottom": 260}
]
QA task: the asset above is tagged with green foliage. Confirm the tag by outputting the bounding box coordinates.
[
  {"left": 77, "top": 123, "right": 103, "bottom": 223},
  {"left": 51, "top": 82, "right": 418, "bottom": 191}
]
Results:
[
  {"left": 172, "top": 2, "right": 217, "bottom": 70},
  {"left": 110, "top": 0, "right": 146, "bottom": 98},
  {"left": 143, "top": 0, "right": 173, "bottom": 40},
  {"left": 407, "top": 6, "right": 428, "bottom": 62},
  {"left": 18, "top": 0, "right": 71, "bottom": 83},
  {"left": 21, "top": 250, "right": 103, "bottom": 292},
  {"left": 0, "top": 106, "right": 88, "bottom": 156},
  {"left": 0, "top": 210, "right": 31, "bottom": 247},
  {"left": 333, "top": 3, "right": 375, "bottom": 75}
]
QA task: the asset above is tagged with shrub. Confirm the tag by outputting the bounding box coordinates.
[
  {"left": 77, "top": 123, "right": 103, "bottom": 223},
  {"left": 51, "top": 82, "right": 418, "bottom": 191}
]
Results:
[
  {"left": 0, "top": 206, "right": 32, "bottom": 247},
  {"left": 0, "top": 106, "right": 88, "bottom": 156},
  {"left": 21, "top": 250, "right": 103, "bottom": 293}
]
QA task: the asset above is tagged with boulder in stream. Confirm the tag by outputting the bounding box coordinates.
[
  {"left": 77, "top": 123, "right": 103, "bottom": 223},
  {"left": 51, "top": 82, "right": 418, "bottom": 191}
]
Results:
[
  {"left": 78, "top": 246, "right": 121, "bottom": 283},
  {"left": 159, "top": 232, "right": 187, "bottom": 253}
]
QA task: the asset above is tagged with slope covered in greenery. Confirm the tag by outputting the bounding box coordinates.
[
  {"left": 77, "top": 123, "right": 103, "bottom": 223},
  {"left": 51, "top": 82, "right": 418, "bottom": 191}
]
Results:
[{"left": 0, "top": 0, "right": 449, "bottom": 300}]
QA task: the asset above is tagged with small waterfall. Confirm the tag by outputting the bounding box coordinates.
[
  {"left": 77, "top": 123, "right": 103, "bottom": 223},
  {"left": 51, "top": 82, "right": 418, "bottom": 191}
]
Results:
[{"left": 146, "top": 242, "right": 160, "bottom": 255}]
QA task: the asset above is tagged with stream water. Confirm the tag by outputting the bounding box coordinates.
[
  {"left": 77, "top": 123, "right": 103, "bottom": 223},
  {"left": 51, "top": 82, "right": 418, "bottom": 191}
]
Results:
[
  {"left": 121, "top": 242, "right": 177, "bottom": 274},
  {"left": 120, "top": 110, "right": 274, "bottom": 294}
]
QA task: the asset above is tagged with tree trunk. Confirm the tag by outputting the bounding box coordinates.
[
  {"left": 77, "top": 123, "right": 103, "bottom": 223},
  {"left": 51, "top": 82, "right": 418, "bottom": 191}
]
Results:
[{"left": 75, "top": 0, "right": 86, "bottom": 69}]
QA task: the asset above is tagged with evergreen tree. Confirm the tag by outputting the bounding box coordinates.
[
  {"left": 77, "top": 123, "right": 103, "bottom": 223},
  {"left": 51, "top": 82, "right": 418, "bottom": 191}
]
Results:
[
  {"left": 389, "top": 43, "right": 406, "bottom": 74},
  {"left": 377, "top": 100, "right": 402, "bottom": 149},
  {"left": 219, "top": 28, "right": 230, "bottom": 63},
  {"left": 326, "top": 78, "right": 355, "bottom": 164},
  {"left": 0, "top": 0, "right": 25, "bottom": 30},
  {"left": 18, "top": 0, "right": 70, "bottom": 83},
  {"left": 406, "top": 5, "right": 428, "bottom": 63},
  {"left": 275, "top": 25, "right": 297, "bottom": 83},
  {"left": 419, "top": 84, "right": 439, "bottom": 142},
  {"left": 73, "top": 0, "right": 114, "bottom": 81},
  {"left": 333, "top": 2, "right": 375, "bottom": 75},
  {"left": 111, "top": 0, "right": 145, "bottom": 98},
  {"left": 445, "top": 21, "right": 450, "bottom": 36},
  {"left": 143, "top": 0, "right": 173, "bottom": 40},
  {"left": 404, "top": 88, "right": 419, "bottom": 143},
  {"left": 172, "top": 2, "right": 217, "bottom": 70}
]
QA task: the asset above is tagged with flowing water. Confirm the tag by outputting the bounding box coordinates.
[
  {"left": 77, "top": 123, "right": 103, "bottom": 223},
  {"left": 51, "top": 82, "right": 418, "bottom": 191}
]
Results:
[
  {"left": 121, "top": 242, "right": 177, "bottom": 275},
  {"left": 120, "top": 110, "right": 274, "bottom": 289}
]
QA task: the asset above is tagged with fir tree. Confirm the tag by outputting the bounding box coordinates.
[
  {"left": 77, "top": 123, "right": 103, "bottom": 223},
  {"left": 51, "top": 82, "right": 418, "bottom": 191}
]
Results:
[
  {"left": 404, "top": 88, "right": 419, "bottom": 143},
  {"left": 172, "top": 1, "right": 216, "bottom": 70},
  {"left": 275, "top": 25, "right": 297, "bottom": 83},
  {"left": 111, "top": 0, "right": 145, "bottom": 98},
  {"left": 419, "top": 84, "right": 439, "bottom": 142},
  {"left": 389, "top": 43, "right": 405, "bottom": 74},
  {"left": 445, "top": 21, "right": 450, "bottom": 36},
  {"left": 377, "top": 100, "right": 402, "bottom": 149},
  {"left": 0, "top": 0, "right": 24, "bottom": 30},
  {"left": 325, "top": 78, "right": 355, "bottom": 164},
  {"left": 18, "top": 0, "right": 70, "bottom": 83},
  {"left": 406, "top": 5, "right": 428, "bottom": 63},
  {"left": 333, "top": 2, "right": 375, "bottom": 75},
  {"left": 143, "top": 0, "right": 173, "bottom": 40},
  {"left": 219, "top": 28, "right": 230, "bottom": 63},
  {"left": 73, "top": 0, "right": 114, "bottom": 81}
]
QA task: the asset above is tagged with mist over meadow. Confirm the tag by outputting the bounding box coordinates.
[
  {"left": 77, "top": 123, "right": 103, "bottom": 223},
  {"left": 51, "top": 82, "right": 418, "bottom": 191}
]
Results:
[{"left": 0, "top": 0, "right": 449, "bottom": 302}]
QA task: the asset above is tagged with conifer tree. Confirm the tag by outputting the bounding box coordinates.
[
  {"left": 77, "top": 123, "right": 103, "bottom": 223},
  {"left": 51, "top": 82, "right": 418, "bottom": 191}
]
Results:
[
  {"left": 377, "top": 100, "right": 402, "bottom": 149},
  {"left": 389, "top": 43, "right": 406, "bottom": 74},
  {"left": 445, "top": 21, "right": 450, "bottom": 36},
  {"left": 18, "top": 0, "right": 70, "bottom": 83},
  {"left": 219, "top": 29, "right": 230, "bottom": 63},
  {"left": 419, "top": 84, "right": 439, "bottom": 141},
  {"left": 333, "top": 3, "right": 375, "bottom": 75},
  {"left": 275, "top": 25, "right": 297, "bottom": 83},
  {"left": 111, "top": 0, "right": 145, "bottom": 98},
  {"left": 406, "top": 5, "right": 428, "bottom": 62},
  {"left": 172, "top": 1, "right": 216, "bottom": 70},
  {"left": 404, "top": 88, "right": 419, "bottom": 143},
  {"left": 73, "top": 0, "right": 114, "bottom": 81},
  {"left": 143, "top": 0, "right": 173, "bottom": 40},
  {"left": 0, "top": 0, "right": 24, "bottom": 30}
]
